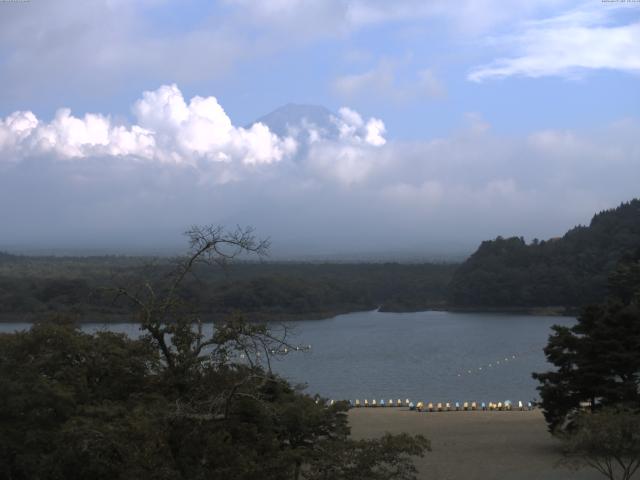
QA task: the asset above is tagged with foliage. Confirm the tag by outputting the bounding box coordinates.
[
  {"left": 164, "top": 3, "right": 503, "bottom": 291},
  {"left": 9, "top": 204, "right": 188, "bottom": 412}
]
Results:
[
  {"left": 561, "top": 408, "right": 640, "bottom": 480},
  {"left": 0, "top": 226, "right": 429, "bottom": 480},
  {"left": 0, "top": 255, "right": 455, "bottom": 322},
  {"left": 533, "top": 249, "right": 640, "bottom": 432},
  {"left": 450, "top": 199, "right": 640, "bottom": 308},
  {"left": 304, "top": 433, "right": 430, "bottom": 480}
]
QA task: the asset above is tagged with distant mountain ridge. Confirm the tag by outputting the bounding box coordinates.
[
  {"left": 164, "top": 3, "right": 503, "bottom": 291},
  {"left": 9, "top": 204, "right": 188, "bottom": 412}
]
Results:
[{"left": 449, "top": 199, "right": 640, "bottom": 309}]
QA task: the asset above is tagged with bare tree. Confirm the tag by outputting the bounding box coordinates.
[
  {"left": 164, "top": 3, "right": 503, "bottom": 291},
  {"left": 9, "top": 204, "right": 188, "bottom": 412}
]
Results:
[{"left": 111, "top": 225, "right": 301, "bottom": 414}]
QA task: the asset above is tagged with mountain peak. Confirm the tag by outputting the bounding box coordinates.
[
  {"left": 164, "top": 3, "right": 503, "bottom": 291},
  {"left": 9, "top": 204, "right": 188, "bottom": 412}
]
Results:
[{"left": 251, "top": 103, "right": 337, "bottom": 138}]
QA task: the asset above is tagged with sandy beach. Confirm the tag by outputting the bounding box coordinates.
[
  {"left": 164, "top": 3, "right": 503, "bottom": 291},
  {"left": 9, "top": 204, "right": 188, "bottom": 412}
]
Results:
[{"left": 348, "top": 408, "right": 601, "bottom": 480}]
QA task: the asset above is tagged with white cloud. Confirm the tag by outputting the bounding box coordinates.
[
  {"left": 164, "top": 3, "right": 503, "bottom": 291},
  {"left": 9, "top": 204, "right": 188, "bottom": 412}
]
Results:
[
  {"left": 333, "top": 107, "right": 386, "bottom": 147},
  {"left": 0, "top": 84, "right": 638, "bottom": 255},
  {"left": 469, "top": 5, "right": 640, "bottom": 81},
  {"left": 0, "top": 85, "right": 299, "bottom": 171}
]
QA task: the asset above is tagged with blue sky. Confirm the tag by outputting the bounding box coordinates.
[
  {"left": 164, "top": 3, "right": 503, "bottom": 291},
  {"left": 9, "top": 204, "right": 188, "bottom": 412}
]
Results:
[{"left": 0, "top": 0, "right": 639, "bottom": 256}]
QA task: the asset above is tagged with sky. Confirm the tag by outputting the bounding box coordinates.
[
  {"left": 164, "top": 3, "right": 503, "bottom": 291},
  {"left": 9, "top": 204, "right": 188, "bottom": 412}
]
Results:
[{"left": 0, "top": 0, "right": 639, "bottom": 258}]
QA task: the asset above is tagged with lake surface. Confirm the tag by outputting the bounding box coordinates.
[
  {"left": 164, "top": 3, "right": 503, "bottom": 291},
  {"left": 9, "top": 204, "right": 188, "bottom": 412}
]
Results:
[{"left": 1, "top": 310, "right": 574, "bottom": 404}]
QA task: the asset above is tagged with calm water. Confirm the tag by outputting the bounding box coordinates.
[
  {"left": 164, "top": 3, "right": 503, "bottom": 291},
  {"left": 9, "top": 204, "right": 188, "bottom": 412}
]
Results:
[{"left": 1, "top": 310, "right": 573, "bottom": 404}]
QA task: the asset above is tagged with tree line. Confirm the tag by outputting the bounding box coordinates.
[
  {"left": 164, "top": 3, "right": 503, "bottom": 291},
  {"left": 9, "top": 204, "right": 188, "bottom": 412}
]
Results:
[{"left": 0, "top": 256, "right": 455, "bottom": 322}]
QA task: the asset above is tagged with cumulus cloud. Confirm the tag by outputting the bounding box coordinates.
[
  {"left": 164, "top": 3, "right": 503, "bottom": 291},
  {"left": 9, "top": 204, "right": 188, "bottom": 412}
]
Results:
[
  {"left": 333, "top": 108, "right": 386, "bottom": 147},
  {"left": 0, "top": 84, "right": 638, "bottom": 256},
  {"left": 469, "top": 4, "right": 640, "bottom": 81},
  {"left": 0, "top": 85, "right": 299, "bottom": 172}
]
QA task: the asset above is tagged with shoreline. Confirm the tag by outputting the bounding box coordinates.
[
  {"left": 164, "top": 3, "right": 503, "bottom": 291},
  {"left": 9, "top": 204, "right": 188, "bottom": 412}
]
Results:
[{"left": 0, "top": 305, "right": 577, "bottom": 324}]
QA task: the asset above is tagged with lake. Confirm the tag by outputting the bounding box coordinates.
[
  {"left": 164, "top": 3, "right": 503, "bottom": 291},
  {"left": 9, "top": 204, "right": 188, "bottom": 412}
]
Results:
[{"left": 1, "top": 310, "right": 573, "bottom": 404}]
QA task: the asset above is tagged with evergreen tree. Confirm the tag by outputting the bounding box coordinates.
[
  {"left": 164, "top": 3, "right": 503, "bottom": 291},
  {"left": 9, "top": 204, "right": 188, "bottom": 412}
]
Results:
[{"left": 533, "top": 249, "right": 640, "bottom": 432}]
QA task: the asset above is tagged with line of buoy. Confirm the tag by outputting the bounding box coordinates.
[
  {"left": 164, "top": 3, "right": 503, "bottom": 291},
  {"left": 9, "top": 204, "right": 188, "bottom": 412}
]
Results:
[
  {"left": 455, "top": 345, "right": 544, "bottom": 377},
  {"left": 346, "top": 398, "right": 534, "bottom": 411}
]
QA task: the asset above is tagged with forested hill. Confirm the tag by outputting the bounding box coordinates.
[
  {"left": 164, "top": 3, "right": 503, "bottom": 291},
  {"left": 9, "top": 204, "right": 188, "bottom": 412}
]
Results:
[{"left": 449, "top": 199, "right": 640, "bottom": 309}]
